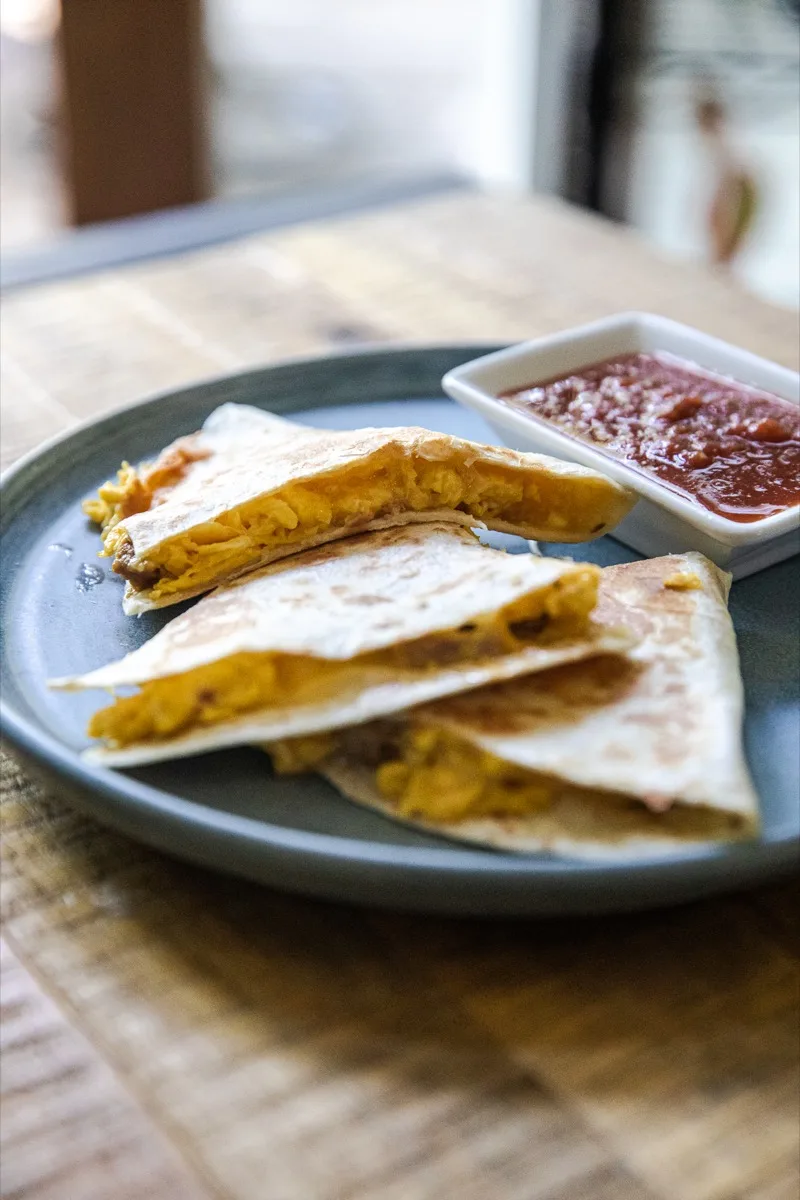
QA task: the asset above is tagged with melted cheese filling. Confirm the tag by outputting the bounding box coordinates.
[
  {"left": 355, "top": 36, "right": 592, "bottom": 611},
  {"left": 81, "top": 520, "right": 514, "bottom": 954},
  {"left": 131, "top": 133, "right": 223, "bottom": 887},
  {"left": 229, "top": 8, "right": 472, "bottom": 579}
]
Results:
[
  {"left": 83, "top": 462, "right": 146, "bottom": 528},
  {"left": 89, "top": 451, "right": 600, "bottom": 597},
  {"left": 269, "top": 724, "right": 744, "bottom": 836},
  {"left": 268, "top": 723, "right": 584, "bottom": 816},
  {"left": 376, "top": 727, "right": 560, "bottom": 819},
  {"left": 370, "top": 728, "right": 745, "bottom": 833},
  {"left": 88, "top": 571, "right": 597, "bottom": 748}
]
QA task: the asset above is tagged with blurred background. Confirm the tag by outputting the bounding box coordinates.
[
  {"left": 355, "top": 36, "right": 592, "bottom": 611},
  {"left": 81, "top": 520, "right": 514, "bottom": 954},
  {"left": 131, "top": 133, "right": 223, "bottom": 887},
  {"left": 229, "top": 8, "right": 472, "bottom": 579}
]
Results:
[{"left": 1, "top": 0, "right": 798, "bottom": 307}]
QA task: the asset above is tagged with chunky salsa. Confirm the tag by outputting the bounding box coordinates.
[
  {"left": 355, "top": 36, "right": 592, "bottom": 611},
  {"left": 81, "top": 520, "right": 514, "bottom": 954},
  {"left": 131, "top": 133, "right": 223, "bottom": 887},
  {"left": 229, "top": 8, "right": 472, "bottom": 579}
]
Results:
[{"left": 501, "top": 352, "right": 800, "bottom": 523}]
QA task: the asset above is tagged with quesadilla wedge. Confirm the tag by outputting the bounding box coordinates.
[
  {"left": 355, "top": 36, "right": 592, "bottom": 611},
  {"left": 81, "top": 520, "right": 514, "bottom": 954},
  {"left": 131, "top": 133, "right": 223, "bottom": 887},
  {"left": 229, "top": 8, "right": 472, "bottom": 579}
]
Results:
[
  {"left": 84, "top": 403, "right": 635, "bottom": 613},
  {"left": 266, "top": 552, "right": 759, "bottom": 856},
  {"left": 51, "top": 523, "right": 630, "bottom": 766}
]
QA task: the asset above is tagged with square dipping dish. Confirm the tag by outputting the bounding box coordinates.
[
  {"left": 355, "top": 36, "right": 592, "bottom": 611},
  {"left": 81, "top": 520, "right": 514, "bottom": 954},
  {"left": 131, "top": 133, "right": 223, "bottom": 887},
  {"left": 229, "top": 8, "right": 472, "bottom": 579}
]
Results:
[{"left": 443, "top": 312, "right": 800, "bottom": 578}]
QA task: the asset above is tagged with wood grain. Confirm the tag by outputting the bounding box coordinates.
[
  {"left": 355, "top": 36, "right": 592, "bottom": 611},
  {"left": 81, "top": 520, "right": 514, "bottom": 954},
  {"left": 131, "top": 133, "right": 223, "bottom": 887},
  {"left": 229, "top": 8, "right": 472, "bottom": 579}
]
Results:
[
  {"left": 1, "top": 191, "right": 798, "bottom": 1200},
  {"left": 0, "top": 937, "right": 209, "bottom": 1200}
]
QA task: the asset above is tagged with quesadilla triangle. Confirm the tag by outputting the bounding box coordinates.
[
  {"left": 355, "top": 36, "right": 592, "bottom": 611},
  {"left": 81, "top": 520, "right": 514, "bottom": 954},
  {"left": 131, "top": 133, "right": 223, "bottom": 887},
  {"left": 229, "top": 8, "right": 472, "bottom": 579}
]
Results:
[
  {"left": 267, "top": 552, "right": 759, "bottom": 857},
  {"left": 83, "top": 402, "right": 635, "bottom": 614},
  {"left": 50, "top": 522, "right": 632, "bottom": 767}
]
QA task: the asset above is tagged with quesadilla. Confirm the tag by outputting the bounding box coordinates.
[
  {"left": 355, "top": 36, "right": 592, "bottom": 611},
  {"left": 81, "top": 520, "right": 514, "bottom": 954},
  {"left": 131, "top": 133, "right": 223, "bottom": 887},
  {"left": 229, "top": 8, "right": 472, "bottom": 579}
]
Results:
[
  {"left": 51, "top": 523, "right": 630, "bottom": 766},
  {"left": 83, "top": 403, "right": 635, "bottom": 613},
  {"left": 266, "top": 553, "right": 759, "bottom": 855}
]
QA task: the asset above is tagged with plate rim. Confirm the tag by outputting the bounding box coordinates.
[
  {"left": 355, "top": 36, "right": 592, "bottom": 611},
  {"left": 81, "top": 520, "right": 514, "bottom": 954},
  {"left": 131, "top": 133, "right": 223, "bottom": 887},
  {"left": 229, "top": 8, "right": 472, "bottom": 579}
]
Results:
[{"left": 2, "top": 343, "right": 798, "bottom": 904}]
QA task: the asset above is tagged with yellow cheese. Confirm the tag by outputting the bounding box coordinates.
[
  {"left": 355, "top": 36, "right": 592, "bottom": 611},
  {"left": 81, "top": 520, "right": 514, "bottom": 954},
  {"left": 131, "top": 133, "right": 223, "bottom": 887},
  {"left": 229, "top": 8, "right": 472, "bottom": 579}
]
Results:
[
  {"left": 88, "top": 570, "right": 597, "bottom": 748},
  {"left": 375, "top": 726, "right": 556, "bottom": 819},
  {"left": 82, "top": 463, "right": 144, "bottom": 527},
  {"left": 663, "top": 572, "right": 703, "bottom": 591},
  {"left": 88, "top": 450, "right": 584, "bottom": 598},
  {"left": 269, "top": 719, "right": 743, "bottom": 836},
  {"left": 268, "top": 723, "right": 563, "bottom": 819},
  {"left": 268, "top": 733, "right": 337, "bottom": 774}
]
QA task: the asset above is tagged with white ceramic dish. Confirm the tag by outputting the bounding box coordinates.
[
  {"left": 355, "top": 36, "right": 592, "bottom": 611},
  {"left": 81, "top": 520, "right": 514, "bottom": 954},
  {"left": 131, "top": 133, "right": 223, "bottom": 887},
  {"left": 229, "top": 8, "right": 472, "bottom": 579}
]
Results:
[{"left": 442, "top": 312, "right": 800, "bottom": 578}]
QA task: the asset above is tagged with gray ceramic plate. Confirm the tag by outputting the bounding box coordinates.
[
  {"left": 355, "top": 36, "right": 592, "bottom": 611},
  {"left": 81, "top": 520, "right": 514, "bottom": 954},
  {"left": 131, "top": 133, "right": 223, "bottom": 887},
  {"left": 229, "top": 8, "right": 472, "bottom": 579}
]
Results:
[{"left": 2, "top": 346, "right": 798, "bottom": 915}]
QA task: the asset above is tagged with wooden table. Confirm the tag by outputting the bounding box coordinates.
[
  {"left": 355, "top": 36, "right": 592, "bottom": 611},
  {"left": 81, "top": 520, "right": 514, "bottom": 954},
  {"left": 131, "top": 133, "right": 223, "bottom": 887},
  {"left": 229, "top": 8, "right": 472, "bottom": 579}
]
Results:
[{"left": 2, "top": 191, "right": 798, "bottom": 1200}]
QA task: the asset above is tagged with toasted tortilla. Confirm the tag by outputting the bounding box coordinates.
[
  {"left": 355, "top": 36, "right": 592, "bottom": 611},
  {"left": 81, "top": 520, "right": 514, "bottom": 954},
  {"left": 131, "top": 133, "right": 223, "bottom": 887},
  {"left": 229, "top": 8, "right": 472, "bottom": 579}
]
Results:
[
  {"left": 83, "top": 403, "right": 634, "bottom": 613},
  {"left": 300, "top": 553, "right": 759, "bottom": 856},
  {"left": 51, "top": 522, "right": 631, "bottom": 766}
]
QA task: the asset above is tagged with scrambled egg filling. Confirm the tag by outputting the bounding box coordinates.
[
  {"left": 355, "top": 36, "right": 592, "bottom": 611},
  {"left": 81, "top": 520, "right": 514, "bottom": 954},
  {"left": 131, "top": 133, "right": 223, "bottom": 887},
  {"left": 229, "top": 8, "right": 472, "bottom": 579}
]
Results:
[
  {"left": 87, "top": 451, "right": 592, "bottom": 596},
  {"left": 376, "top": 727, "right": 560, "bottom": 819},
  {"left": 270, "top": 724, "right": 577, "bottom": 819},
  {"left": 83, "top": 462, "right": 148, "bottom": 528},
  {"left": 663, "top": 571, "right": 703, "bottom": 591},
  {"left": 88, "top": 569, "right": 598, "bottom": 747},
  {"left": 269, "top": 726, "right": 747, "bottom": 834},
  {"left": 268, "top": 732, "right": 338, "bottom": 774},
  {"left": 83, "top": 439, "right": 207, "bottom": 536},
  {"left": 369, "top": 728, "right": 743, "bottom": 834}
]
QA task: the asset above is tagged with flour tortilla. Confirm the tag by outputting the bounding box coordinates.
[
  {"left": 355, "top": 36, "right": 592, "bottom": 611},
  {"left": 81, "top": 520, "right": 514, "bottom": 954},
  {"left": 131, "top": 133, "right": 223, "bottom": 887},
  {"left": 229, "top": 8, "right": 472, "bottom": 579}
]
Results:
[
  {"left": 51, "top": 522, "right": 631, "bottom": 765},
  {"left": 91, "top": 403, "right": 634, "bottom": 613},
  {"left": 320, "top": 553, "right": 759, "bottom": 857}
]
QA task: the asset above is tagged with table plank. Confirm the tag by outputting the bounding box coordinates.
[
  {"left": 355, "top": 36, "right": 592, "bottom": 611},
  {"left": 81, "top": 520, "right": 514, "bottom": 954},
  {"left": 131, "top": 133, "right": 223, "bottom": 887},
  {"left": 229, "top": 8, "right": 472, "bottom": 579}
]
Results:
[
  {"left": 0, "top": 358, "right": 75, "bottom": 471},
  {"left": 2, "top": 193, "right": 797, "bottom": 450},
  {"left": 442, "top": 908, "right": 798, "bottom": 1200},
  {"left": 1, "top": 754, "right": 652, "bottom": 1200},
  {"left": 0, "top": 938, "right": 210, "bottom": 1200},
  {"left": 1, "top": 190, "right": 798, "bottom": 1200}
]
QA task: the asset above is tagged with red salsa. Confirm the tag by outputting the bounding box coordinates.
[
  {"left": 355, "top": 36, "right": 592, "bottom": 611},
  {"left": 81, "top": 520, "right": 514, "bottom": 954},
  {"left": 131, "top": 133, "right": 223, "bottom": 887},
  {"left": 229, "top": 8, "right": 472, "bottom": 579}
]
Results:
[{"left": 501, "top": 352, "right": 800, "bottom": 523}]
